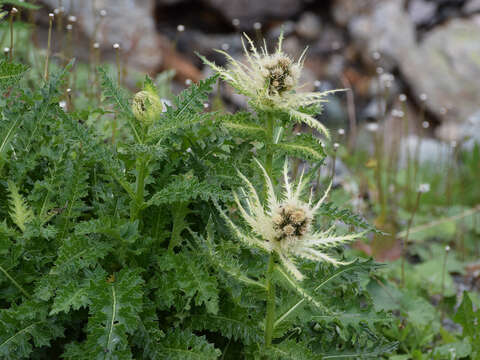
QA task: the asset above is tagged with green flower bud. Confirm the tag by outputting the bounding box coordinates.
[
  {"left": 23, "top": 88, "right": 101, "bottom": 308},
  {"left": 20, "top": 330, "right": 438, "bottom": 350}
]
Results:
[{"left": 132, "top": 90, "right": 163, "bottom": 126}]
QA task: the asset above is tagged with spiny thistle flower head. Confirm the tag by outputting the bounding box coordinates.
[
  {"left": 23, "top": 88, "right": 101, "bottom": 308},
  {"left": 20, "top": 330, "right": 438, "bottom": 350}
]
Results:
[
  {"left": 132, "top": 88, "right": 163, "bottom": 127},
  {"left": 200, "top": 33, "right": 344, "bottom": 138},
  {"left": 218, "top": 159, "right": 366, "bottom": 281}
]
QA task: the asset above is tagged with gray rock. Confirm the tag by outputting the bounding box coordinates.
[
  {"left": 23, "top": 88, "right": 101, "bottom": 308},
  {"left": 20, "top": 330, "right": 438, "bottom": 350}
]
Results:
[
  {"left": 408, "top": 0, "right": 437, "bottom": 25},
  {"left": 204, "top": 0, "right": 302, "bottom": 24},
  {"left": 402, "top": 17, "right": 480, "bottom": 124},
  {"left": 436, "top": 111, "right": 480, "bottom": 147},
  {"left": 331, "top": 0, "right": 383, "bottom": 27},
  {"left": 399, "top": 135, "right": 452, "bottom": 167},
  {"left": 463, "top": 0, "right": 480, "bottom": 14},
  {"left": 39, "top": 0, "right": 163, "bottom": 72},
  {"left": 155, "top": 0, "right": 186, "bottom": 4},
  {"left": 295, "top": 12, "right": 322, "bottom": 40},
  {"left": 335, "top": 0, "right": 480, "bottom": 125},
  {"left": 347, "top": 0, "right": 416, "bottom": 70}
]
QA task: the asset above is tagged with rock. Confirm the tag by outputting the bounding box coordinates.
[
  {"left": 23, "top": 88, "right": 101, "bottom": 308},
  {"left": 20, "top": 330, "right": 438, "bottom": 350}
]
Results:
[
  {"left": 347, "top": 0, "right": 416, "bottom": 71},
  {"left": 331, "top": 0, "right": 382, "bottom": 27},
  {"left": 335, "top": 0, "right": 480, "bottom": 125},
  {"left": 204, "top": 0, "right": 302, "bottom": 25},
  {"left": 295, "top": 12, "right": 322, "bottom": 40},
  {"left": 399, "top": 135, "right": 452, "bottom": 167},
  {"left": 408, "top": 0, "right": 438, "bottom": 25},
  {"left": 401, "top": 16, "right": 480, "bottom": 124},
  {"left": 463, "top": 0, "right": 480, "bottom": 13},
  {"left": 436, "top": 111, "right": 480, "bottom": 147},
  {"left": 311, "top": 25, "right": 345, "bottom": 54},
  {"left": 39, "top": 0, "right": 163, "bottom": 73},
  {"left": 177, "top": 31, "right": 243, "bottom": 65},
  {"left": 155, "top": 0, "right": 186, "bottom": 4}
]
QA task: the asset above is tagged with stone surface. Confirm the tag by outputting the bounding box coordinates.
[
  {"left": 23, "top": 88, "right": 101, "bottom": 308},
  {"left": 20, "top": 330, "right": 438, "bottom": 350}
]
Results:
[
  {"left": 204, "top": 0, "right": 302, "bottom": 24},
  {"left": 40, "top": 0, "right": 163, "bottom": 72},
  {"left": 335, "top": 0, "right": 480, "bottom": 124},
  {"left": 408, "top": 0, "right": 437, "bottom": 25},
  {"left": 295, "top": 12, "right": 322, "bottom": 40},
  {"left": 402, "top": 17, "right": 480, "bottom": 124},
  {"left": 463, "top": 0, "right": 480, "bottom": 13}
]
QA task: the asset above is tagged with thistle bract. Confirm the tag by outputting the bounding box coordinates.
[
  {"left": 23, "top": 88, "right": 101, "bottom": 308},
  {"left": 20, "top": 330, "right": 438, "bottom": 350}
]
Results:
[
  {"left": 132, "top": 90, "right": 163, "bottom": 126},
  {"left": 219, "top": 159, "right": 366, "bottom": 281},
  {"left": 201, "top": 33, "right": 344, "bottom": 138}
]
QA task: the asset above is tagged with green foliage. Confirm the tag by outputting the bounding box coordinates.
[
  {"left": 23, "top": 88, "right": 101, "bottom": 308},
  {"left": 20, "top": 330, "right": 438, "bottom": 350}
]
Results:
[
  {"left": 0, "top": 32, "right": 401, "bottom": 360},
  {"left": 0, "top": 60, "right": 28, "bottom": 91},
  {"left": 453, "top": 292, "right": 480, "bottom": 358},
  {"left": 6, "top": 180, "right": 33, "bottom": 231},
  {"left": 0, "top": 0, "right": 40, "bottom": 9}
]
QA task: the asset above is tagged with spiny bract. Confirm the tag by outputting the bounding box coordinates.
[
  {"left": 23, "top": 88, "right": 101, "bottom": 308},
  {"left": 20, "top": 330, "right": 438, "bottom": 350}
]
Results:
[
  {"left": 218, "top": 159, "right": 367, "bottom": 281},
  {"left": 200, "top": 33, "right": 343, "bottom": 138}
]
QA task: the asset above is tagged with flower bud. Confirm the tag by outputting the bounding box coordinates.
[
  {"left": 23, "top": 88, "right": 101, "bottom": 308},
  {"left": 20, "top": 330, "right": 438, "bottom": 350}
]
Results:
[{"left": 132, "top": 90, "right": 163, "bottom": 126}]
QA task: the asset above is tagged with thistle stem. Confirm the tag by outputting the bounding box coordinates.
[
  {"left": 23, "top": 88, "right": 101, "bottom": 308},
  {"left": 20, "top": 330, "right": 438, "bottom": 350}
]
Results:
[
  {"left": 264, "top": 254, "right": 276, "bottom": 348},
  {"left": 263, "top": 111, "right": 277, "bottom": 350},
  {"left": 265, "top": 113, "right": 275, "bottom": 177},
  {"left": 131, "top": 130, "right": 147, "bottom": 221}
]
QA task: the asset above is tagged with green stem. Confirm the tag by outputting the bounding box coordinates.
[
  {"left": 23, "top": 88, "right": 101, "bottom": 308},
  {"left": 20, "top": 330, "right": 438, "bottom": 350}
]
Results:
[
  {"left": 0, "top": 264, "right": 31, "bottom": 299},
  {"left": 265, "top": 112, "right": 275, "bottom": 177},
  {"left": 131, "top": 157, "right": 146, "bottom": 221},
  {"left": 131, "top": 129, "right": 147, "bottom": 221},
  {"left": 263, "top": 111, "right": 276, "bottom": 350},
  {"left": 264, "top": 254, "right": 276, "bottom": 348}
]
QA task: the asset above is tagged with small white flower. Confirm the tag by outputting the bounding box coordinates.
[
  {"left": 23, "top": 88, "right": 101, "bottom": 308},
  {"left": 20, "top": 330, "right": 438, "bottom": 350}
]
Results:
[
  {"left": 200, "top": 33, "right": 343, "bottom": 138},
  {"left": 418, "top": 183, "right": 430, "bottom": 193},
  {"left": 217, "top": 159, "right": 366, "bottom": 281}
]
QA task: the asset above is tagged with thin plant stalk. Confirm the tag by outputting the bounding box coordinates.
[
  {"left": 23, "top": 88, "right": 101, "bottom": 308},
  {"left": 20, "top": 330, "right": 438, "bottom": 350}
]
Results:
[
  {"left": 341, "top": 76, "right": 357, "bottom": 152},
  {"left": 401, "top": 190, "right": 422, "bottom": 287},
  {"left": 112, "top": 44, "right": 121, "bottom": 144},
  {"left": 331, "top": 146, "right": 338, "bottom": 183},
  {"left": 413, "top": 102, "right": 426, "bottom": 191},
  {"left": 9, "top": 8, "right": 18, "bottom": 61},
  {"left": 44, "top": 14, "right": 54, "bottom": 81},
  {"left": 440, "top": 246, "right": 450, "bottom": 322}
]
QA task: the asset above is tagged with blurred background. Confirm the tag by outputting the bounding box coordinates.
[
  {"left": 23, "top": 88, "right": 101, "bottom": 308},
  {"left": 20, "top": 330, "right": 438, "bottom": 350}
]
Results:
[{"left": 29, "top": 0, "right": 480, "bottom": 144}]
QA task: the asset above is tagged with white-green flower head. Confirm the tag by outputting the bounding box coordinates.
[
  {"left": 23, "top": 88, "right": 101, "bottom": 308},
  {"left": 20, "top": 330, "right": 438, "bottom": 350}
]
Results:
[
  {"left": 218, "top": 159, "right": 367, "bottom": 281},
  {"left": 132, "top": 90, "right": 163, "bottom": 127},
  {"left": 200, "top": 33, "right": 344, "bottom": 138}
]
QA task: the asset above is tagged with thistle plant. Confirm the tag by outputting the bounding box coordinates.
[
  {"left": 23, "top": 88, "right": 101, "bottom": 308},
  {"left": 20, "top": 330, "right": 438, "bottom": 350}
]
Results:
[
  {"left": 200, "top": 33, "right": 342, "bottom": 138},
  {"left": 218, "top": 159, "right": 367, "bottom": 349}
]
